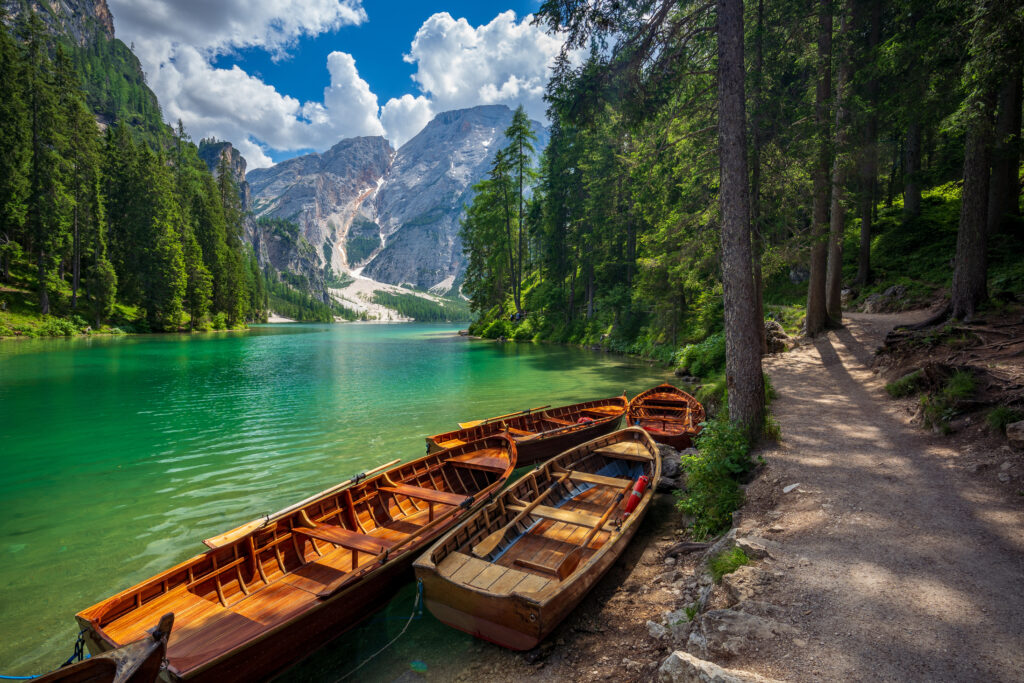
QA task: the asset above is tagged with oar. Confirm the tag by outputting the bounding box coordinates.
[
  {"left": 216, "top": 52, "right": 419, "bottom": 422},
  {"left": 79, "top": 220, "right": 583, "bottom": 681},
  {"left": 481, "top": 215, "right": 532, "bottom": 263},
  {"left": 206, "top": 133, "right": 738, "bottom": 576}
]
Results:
[
  {"left": 472, "top": 471, "right": 571, "bottom": 557},
  {"left": 458, "top": 405, "right": 549, "bottom": 429},
  {"left": 203, "top": 458, "right": 402, "bottom": 549},
  {"left": 553, "top": 479, "right": 634, "bottom": 580}
]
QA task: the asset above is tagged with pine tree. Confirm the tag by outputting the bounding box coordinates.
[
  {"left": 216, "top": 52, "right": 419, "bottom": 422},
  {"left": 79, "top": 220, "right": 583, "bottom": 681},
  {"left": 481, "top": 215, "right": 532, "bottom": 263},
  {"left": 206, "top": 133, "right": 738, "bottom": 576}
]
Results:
[
  {"left": 22, "top": 14, "right": 70, "bottom": 314},
  {"left": 0, "top": 17, "right": 29, "bottom": 281}
]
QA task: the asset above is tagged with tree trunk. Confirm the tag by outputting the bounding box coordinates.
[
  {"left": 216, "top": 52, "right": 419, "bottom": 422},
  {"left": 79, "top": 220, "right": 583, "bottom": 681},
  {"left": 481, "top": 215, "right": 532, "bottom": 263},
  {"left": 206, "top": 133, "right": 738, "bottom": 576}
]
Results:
[
  {"left": 37, "top": 249, "right": 49, "bottom": 314},
  {"left": 805, "top": 0, "right": 832, "bottom": 336},
  {"left": 516, "top": 137, "right": 525, "bottom": 314},
  {"left": 825, "top": 0, "right": 852, "bottom": 325},
  {"left": 854, "top": 0, "right": 880, "bottom": 286},
  {"left": 718, "top": 0, "right": 764, "bottom": 439},
  {"left": 72, "top": 202, "right": 80, "bottom": 309},
  {"left": 951, "top": 121, "right": 992, "bottom": 320},
  {"left": 751, "top": 0, "right": 767, "bottom": 355},
  {"left": 904, "top": 121, "right": 922, "bottom": 217},
  {"left": 987, "top": 59, "right": 1022, "bottom": 235}
]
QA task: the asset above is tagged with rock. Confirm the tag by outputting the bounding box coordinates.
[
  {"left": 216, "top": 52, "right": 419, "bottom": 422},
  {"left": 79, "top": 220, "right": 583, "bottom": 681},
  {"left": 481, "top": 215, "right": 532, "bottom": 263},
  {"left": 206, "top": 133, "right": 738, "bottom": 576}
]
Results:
[
  {"left": 735, "top": 535, "right": 781, "bottom": 560},
  {"left": 1006, "top": 420, "right": 1024, "bottom": 449},
  {"left": 764, "top": 320, "right": 785, "bottom": 335},
  {"left": 782, "top": 483, "right": 800, "bottom": 493},
  {"left": 648, "top": 620, "right": 668, "bottom": 640},
  {"left": 1000, "top": 461, "right": 1012, "bottom": 471},
  {"left": 664, "top": 609, "right": 694, "bottom": 644},
  {"left": 680, "top": 447, "right": 699, "bottom": 457},
  {"left": 861, "top": 293, "right": 885, "bottom": 314},
  {"left": 665, "top": 556, "right": 677, "bottom": 567},
  {"left": 721, "top": 565, "right": 773, "bottom": 603},
  {"left": 658, "top": 650, "right": 784, "bottom": 683},
  {"left": 733, "top": 600, "right": 787, "bottom": 620},
  {"left": 699, "top": 610, "right": 798, "bottom": 657},
  {"left": 657, "top": 476, "right": 684, "bottom": 493},
  {"left": 622, "top": 658, "right": 643, "bottom": 674},
  {"left": 998, "top": 472, "right": 1010, "bottom": 483},
  {"left": 660, "top": 452, "right": 683, "bottom": 479}
]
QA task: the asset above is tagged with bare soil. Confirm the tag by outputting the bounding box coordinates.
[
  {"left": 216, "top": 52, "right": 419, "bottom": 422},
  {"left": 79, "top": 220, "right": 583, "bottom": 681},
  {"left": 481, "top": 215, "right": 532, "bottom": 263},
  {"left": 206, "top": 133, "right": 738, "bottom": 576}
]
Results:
[{"left": 727, "top": 311, "right": 1024, "bottom": 681}]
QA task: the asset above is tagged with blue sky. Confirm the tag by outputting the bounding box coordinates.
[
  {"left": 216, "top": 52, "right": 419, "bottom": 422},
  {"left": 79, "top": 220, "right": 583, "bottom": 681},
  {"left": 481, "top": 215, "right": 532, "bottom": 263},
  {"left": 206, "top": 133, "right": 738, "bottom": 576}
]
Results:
[{"left": 107, "top": 0, "right": 560, "bottom": 167}]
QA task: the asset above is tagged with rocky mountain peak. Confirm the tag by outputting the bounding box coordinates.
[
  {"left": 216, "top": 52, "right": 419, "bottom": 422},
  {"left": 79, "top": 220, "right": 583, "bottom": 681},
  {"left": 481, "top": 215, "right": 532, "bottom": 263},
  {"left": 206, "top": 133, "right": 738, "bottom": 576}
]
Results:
[
  {"left": 198, "top": 139, "right": 250, "bottom": 208},
  {"left": 2, "top": 0, "right": 115, "bottom": 45}
]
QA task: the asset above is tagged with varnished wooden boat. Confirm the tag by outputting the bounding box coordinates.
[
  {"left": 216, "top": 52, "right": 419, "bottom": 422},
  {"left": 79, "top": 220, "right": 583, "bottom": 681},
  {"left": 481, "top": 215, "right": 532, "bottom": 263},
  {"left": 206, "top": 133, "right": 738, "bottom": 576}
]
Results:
[
  {"left": 36, "top": 614, "right": 173, "bottom": 683},
  {"left": 627, "top": 383, "right": 705, "bottom": 449},
  {"left": 427, "top": 397, "right": 628, "bottom": 466},
  {"left": 75, "top": 437, "right": 516, "bottom": 682},
  {"left": 414, "top": 428, "right": 660, "bottom": 650}
]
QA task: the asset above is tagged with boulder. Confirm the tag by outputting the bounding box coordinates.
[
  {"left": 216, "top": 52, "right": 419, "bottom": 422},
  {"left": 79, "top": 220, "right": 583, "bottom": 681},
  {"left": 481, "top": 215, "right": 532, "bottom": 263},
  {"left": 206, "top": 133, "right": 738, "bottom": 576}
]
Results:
[
  {"left": 664, "top": 608, "right": 694, "bottom": 645},
  {"left": 1006, "top": 420, "right": 1024, "bottom": 449},
  {"left": 721, "top": 565, "right": 773, "bottom": 604},
  {"left": 648, "top": 620, "right": 668, "bottom": 640},
  {"left": 657, "top": 476, "right": 684, "bottom": 493},
  {"left": 658, "top": 651, "right": 784, "bottom": 683},
  {"left": 699, "top": 609, "right": 798, "bottom": 657},
  {"left": 659, "top": 444, "right": 683, "bottom": 479},
  {"left": 735, "top": 536, "right": 781, "bottom": 560}
]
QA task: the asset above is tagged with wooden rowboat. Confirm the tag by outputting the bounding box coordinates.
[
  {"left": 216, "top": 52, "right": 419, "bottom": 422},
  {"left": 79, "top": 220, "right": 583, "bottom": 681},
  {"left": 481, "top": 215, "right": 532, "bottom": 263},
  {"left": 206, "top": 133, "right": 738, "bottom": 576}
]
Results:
[
  {"left": 75, "top": 437, "right": 517, "bottom": 682},
  {"left": 427, "top": 397, "right": 628, "bottom": 466},
  {"left": 414, "top": 428, "right": 660, "bottom": 650},
  {"left": 627, "top": 383, "right": 705, "bottom": 449},
  {"left": 36, "top": 614, "right": 173, "bottom": 683}
]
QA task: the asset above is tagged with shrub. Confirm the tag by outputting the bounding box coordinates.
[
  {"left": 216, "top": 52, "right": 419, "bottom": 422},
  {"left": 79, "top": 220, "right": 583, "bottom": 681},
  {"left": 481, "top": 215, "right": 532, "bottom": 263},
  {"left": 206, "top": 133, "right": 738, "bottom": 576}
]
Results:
[
  {"left": 709, "top": 547, "right": 750, "bottom": 583},
  {"left": 675, "top": 419, "right": 751, "bottom": 539},
  {"left": 38, "top": 316, "right": 81, "bottom": 336},
  {"left": 211, "top": 312, "right": 228, "bottom": 330},
  {"left": 886, "top": 369, "right": 923, "bottom": 398},
  {"left": 987, "top": 405, "right": 1022, "bottom": 434},
  {"left": 676, "top": 332, "right": 726, "bottom": 378},
  {"left": 696, "top": 371, "right": 728, "bottom": 418},
  {"left": 944, "top": 370, "right": 976, "bottom": 400}
]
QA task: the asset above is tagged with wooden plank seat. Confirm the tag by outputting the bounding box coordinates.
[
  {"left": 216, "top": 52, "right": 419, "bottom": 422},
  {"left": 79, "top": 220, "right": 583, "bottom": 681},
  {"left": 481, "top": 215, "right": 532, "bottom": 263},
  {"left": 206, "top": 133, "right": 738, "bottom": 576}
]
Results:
[
  {"left": 506, "top": 427, "right": 536, "bottom": 437},
  {"left": 560, "top": 470, "right": 633, "bottom": 489},
  {"left": 436, "top": 438, "right": 467, "bottom": 449},
  {"left": 544, "top": 416, "right": 574, "bottom": 426},
  {"left": 507, "top": 504, "right": 617, "bottom": 531},
  {"left": 379, "top": 484, "right": 468, "bottom": 507},
  {"left": 593, "top": 442, "right": 654, "bottom": 461},
  {"left": 449, "top": 448, "right": 509, "bottom": 473},
  {"left": 580, "top": 405, "right": 623, "bottom": 416},
  {"left": 292, "top": 524, "right": 397, "bottom": 554}
]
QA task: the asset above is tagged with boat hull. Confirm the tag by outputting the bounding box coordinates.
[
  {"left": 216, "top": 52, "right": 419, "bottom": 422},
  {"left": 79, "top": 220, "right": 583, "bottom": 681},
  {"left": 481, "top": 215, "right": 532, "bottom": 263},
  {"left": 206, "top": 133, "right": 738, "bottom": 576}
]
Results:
[
  {"left": 417, "top": 496, "right": 649, "bottom": 650},
  {"left": 625, "top": 416, "right": 695, "bottom": 449},
  {"left": 512, "top": 417, "right": 622, "bottom": 466}
]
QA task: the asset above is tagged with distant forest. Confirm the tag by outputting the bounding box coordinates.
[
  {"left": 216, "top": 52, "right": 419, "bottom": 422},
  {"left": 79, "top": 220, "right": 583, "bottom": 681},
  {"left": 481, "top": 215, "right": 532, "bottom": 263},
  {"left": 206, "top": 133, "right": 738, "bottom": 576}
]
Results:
[{"left": 0, "top": 14, "right": 267, "bottom": 333}]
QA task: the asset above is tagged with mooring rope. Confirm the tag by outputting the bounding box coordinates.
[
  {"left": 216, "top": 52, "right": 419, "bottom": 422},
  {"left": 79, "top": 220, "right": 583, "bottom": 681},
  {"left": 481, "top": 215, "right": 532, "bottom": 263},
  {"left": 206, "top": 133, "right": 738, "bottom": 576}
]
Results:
[
  {"left": 335, "top": 580, "right": 424, "bottom": 682},
  {"left": 0, "top": 630, "right": 88, "bottom": 680}
]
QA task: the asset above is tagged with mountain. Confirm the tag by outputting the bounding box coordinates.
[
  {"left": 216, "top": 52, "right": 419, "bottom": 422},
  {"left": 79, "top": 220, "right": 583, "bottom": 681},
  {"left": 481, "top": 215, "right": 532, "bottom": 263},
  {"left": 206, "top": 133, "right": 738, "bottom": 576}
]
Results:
[
  {"left": 1, "top": 0, "right": 165, "bottom": 140},
  {"left": 247, "top": 105, "right": 547, "bottom": 294}
]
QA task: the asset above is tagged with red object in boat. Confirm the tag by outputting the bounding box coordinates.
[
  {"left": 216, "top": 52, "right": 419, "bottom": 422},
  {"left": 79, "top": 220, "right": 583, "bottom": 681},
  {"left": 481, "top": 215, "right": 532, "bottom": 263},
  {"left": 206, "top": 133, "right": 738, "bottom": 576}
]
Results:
[{"left": 623, "top": 475, "right": 650, "bottom": 516}]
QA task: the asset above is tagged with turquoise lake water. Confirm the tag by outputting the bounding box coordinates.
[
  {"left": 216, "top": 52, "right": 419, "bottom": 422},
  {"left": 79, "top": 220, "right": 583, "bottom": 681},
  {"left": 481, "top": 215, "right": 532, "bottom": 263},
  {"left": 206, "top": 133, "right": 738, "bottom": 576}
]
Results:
[{"left": 0, "top": 323, "right": 672, "bottom": 678}]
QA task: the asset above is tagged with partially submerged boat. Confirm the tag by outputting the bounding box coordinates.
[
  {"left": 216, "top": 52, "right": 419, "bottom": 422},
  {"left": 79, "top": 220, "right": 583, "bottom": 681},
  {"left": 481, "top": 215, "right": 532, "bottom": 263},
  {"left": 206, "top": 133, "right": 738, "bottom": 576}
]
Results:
[
  {"left": 427, "top": 397, "right": 628, "bottom": 466},
  {"left": 627, "top": 383, "right": 705, "bottom": 449},
  {"left": 36, "top": 614, "right": 173, "bottom": 683},
  {"left": 75, "top": 437, "right": 516, "bottom": 682},
  {"left": 414, "top": 428, "right": 660, "bottom": 650}
]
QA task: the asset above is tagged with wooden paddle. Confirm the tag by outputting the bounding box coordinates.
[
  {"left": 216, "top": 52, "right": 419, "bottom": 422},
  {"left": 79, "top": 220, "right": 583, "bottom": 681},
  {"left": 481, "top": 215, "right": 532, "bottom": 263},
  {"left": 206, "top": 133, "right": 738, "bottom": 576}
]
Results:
[
  {"left": 458, "top": 405, "right": 549, "bottom": 429},
  {"left": 553, "top": 479, "right": 635, "bottom": 580},
  {"left": 203, "top": 458, "right": 401, "bottom": 549},
  {"left": 471, "top": 471, "right": 571, "bottom": 557}
]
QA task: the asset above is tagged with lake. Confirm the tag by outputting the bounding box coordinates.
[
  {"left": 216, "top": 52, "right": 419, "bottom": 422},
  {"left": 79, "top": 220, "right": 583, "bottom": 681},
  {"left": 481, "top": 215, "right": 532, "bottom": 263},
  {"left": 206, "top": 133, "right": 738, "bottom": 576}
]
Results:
[{"left": 0, "top": 323, "right": 672, "bottom": 678}]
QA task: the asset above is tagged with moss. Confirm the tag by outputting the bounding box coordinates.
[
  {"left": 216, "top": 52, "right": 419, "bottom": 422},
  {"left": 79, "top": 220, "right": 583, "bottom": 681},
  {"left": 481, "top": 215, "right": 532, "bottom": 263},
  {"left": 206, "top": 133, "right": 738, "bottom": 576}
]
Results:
[{"left": 709, "top": 547, "right": 750, "bottom": 583}]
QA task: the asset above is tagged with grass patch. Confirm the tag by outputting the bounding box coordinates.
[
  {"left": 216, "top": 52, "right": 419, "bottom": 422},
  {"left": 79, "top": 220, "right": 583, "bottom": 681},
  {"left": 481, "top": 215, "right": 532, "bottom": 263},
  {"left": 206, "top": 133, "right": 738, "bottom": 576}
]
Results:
[
  {"left": 886, "top": 369, "right": 924, "bottom": 398},
  {"left": 708, "top": 547, "right": 750, "bottom": 583},
  {"left": 987, "top": 405, "right": 1023, "bottom": 434},
  {"left": 919, "top": 370, "right": 977, "bottom": 434},
  {"left": 944, "top": 370, "right": 976, "bottom": 400},
  {"left": 675, "top": 418, "right": 752, "bottom": 539},
  {"left": 684, "top": 604, "right": 699, "bottom": 621}
]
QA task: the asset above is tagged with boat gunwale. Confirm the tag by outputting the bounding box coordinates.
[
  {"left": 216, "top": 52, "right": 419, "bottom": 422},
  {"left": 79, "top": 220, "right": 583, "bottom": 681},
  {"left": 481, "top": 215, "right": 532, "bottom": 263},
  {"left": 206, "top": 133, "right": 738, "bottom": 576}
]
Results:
[
  {"left": 76, "top": 435, "right": 518, "bottom": 680},
  {"left": 415, "top": 427, "right": 660, "bottom": 611}
]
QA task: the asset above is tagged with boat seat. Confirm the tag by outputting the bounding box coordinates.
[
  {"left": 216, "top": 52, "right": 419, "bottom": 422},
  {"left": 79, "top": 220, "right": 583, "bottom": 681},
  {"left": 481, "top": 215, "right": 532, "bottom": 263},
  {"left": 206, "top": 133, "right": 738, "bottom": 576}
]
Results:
[
  {"left": 544, "top": 417, "right": 574, "bottom": 426},
  {"left": 593, "top": 442, "right": 653, "bottom": 461},
  {"left": 449, "top": 449, "right": 508, "bottom": 473},
  {"left": 507, "top": 504, "right": 617, "bottom": 531},
  {"left": 560, "top": 470, "right": 633, "bottom": 489},
  {"left": 292, "top": 524, "right": 397, "bottom": 554},
  {"left": 378, "top": 484, "right": 467, "bottom": 507},
  {"left": 436, "top": 438, "right": 467, "bottom": 449},
  {"left": 506, "top": 427, "right": 535, "bottom": 436}
]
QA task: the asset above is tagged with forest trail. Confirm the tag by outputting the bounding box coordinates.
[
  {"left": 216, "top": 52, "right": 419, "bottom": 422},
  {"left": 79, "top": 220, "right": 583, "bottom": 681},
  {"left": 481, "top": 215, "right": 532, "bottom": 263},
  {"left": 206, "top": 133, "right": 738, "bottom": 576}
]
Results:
[{"left": 747, "top": 311, "right": 1024, "bottom": 681}]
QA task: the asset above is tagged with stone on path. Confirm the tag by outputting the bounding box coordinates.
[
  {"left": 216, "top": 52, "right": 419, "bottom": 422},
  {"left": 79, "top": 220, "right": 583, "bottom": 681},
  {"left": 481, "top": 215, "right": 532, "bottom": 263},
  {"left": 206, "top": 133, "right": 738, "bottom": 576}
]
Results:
[
  {"left": 1007, "top": 420, "right": 1024, "bottom": 449},
  {"left": 698, "top": 609, "right": 798, "bottom": 657},
  {"left": 658, "top": 650, "right": 783, "bottom": 683}
]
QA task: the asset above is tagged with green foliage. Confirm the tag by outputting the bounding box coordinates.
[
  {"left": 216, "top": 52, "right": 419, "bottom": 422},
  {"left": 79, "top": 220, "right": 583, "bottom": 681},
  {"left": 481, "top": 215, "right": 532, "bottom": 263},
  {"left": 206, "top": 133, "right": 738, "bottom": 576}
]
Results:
[
  {"left": 675, "top": 418, "right": 752, "bottom": 539},
  {"left": 264, "top": 271, "right": 362, "bottom": 323},
  {"left": 944, "top": 370, "right": 976, "bottom": 400},
  {"left": 684, "top": 604, "right": 699, "bottom": 622},
  {"left": 919, "top": 371, "right": 977, "bottom": 433},
  {"left": 886, "top": 369, "right": 924, "bottom": 398},
  {"left": 371, "top": 291, "right": 470, "bottom": 322},
  {"left": 676, "top": 332, "right": 726, "bottom": 378},
  {"left": 987, "top": 406, "right": 1022, "bottom": 435},
  {"left": 708, "top": 547, "right": 750, "bottom": 583}
]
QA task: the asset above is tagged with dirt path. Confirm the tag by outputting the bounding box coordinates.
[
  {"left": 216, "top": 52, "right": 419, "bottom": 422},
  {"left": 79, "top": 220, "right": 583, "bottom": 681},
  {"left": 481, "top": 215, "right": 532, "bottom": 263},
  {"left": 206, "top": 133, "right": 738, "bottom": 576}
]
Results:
[{"left": 735, "top": 311, "right": 1024, "bottom": 681}]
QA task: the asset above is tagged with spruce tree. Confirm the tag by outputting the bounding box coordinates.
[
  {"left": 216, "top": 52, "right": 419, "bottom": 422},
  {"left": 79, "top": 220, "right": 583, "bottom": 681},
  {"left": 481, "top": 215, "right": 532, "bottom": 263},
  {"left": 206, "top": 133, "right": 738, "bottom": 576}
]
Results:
[{"left": 0, "top": 17, "right": 29, "bottom": 281}]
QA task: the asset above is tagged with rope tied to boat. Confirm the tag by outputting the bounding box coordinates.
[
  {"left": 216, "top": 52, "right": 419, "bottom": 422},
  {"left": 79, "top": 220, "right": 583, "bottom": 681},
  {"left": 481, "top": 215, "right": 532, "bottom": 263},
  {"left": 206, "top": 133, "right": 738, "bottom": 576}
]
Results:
[
  {"left": 0, "top": 630, "right": 89, "bottom": 680},
  {"left": 334, "top": 580, "right": 424, "bottom": 682}
]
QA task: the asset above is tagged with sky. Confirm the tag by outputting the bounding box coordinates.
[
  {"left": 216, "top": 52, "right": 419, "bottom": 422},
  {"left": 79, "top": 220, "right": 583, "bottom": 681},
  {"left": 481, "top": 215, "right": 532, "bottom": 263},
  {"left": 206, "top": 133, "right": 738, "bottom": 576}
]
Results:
[{"left": 105, "top": 0, "right": 566, "bottom": 168}]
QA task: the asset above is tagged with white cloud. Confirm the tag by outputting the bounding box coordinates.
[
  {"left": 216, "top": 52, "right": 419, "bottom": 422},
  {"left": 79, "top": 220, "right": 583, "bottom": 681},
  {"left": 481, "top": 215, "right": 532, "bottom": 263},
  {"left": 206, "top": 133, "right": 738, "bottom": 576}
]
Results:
[
  {"left": 108, "top": 3, "right": 565, "bottom": 167},
  {"left": 380, "top": 94, "right": 434, "bottom": 149}
]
